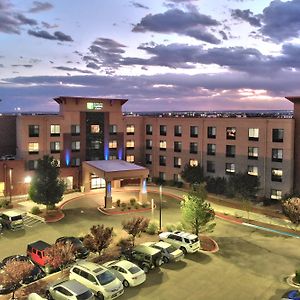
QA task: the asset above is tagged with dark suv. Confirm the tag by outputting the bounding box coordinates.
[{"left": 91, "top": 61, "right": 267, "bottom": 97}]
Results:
[
  {"left": 55, "top": 237, "right": 90, "bottom": 259},
  {"left": 121, "top": 245, "right": 163, "bottom": 273}
]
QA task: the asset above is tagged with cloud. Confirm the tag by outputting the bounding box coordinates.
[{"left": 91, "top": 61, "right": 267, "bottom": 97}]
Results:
[
  {"left": 41, "top": 21, "right": 58, "bottom": 29},
  {"left": 0, "top": 63, "right": 4, "bottom": 67},
  {"left": 29, "top": 1, "right": 53, "bottom": 13},
  {"left": 28, "top": 29, "right": 73, "bottom": 41},
  {"left": 131, "top": 1, "right": 149, "bottom": 9},
  {"left": 231, "top": 9, "right": 261, "bottom": 27},
  {"left": 11, "top": 64, "right": 33, "bottom": 68},
  {"left": 132, "top": 8, "right": 221, "bottom": 44},
  {"left": 53, "top": 66, "right": 94, "bottom": 74}
]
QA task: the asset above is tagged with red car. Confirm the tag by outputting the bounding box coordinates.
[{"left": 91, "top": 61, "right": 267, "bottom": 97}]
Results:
[{"left": 27, "top": 240, "right": 51, "bottom": 267}]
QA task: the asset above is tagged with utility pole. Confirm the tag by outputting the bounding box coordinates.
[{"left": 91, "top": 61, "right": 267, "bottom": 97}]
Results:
[{"left": 159, "top": 185, "right": 162, "bottom": 231}]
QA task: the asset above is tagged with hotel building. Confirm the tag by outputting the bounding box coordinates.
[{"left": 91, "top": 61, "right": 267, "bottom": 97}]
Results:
[{"left": 0, "top": 96, "right": 298, "bottom": 203}]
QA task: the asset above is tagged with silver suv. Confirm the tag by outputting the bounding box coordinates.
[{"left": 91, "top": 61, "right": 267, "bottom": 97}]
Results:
[
  {"left": 69, "top": 261, "right": 124, "bottom": 300},
  {"left": 159, "top": 231, "right": 200, "bottom": 254}
]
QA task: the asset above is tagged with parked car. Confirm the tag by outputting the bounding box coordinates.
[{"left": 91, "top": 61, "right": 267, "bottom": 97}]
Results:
[
  {"left": 159, "top": 231, "right": 200, "bottom": 254},
  {"left": 141, "top": 241, "right": 184, "bottom": 263},
  {"left": 282, "top": 290, "right": 300, "bottom": 300},
  {"left": 103, "top": 260, "right": 146, "bottom": 287},
  {"left": 27, "top": 240, "right": 51, "bottom": 270},
  {"left": 0, "top": 210, "right": 24, "bottom": 231},
  {"left": 28, "top": 293, "right": 47, "bottom": 300},
  {"left": 69, "top": 261, "right": 124, "bottom": 300},
  {"left": 55, "top": 236, "right": 90, "bottom": 259},
  {"left": 46, "top": 279, "right": 95, "bottom": 300},
  {"left": 120, "top": 244, "right": 163, "bottom": 273}
]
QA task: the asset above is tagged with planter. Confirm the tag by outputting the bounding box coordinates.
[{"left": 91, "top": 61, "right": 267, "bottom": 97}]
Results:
[
  {"left": 200, "top": 235, "right": 219, "bottom": 253},
  {"left": 286, "top": 274, "right": 300, "bottom": 288}
]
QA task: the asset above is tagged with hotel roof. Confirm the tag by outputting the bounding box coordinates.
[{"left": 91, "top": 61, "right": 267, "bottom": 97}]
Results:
[{"left": 84, "top": 160, "right": 147, "bottom": 173}]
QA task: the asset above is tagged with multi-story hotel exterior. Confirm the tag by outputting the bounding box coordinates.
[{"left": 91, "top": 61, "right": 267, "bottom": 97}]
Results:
[{"left": 0, "top": 96, "right": 298, "bottom": 202}]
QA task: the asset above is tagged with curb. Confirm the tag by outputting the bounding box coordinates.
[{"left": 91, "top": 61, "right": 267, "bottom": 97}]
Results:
[
  {"left": 286, "top": 274, "right": 300, "bottom": 288},
  {"left": 45, "top": 210, "right": 65, "bottom": 223},
  {"left": 98, "top": 206, "right": 153, "bottom": 215}
]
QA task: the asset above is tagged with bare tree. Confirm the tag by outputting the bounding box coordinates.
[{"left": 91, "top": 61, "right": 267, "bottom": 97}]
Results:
[
  {"left": 83, "top": 225, "right": 114, "bottom": 256},
  {"left": 282, "top": 197, "right": 300, "bottom": 230},
  {"left": 122, "top": 216, "right": 150, "bottom": 246}
]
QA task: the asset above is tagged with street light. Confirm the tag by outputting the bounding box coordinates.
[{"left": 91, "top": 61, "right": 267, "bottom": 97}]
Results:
[
  {"left": 9, "top": 168, "right": 13, "bottom": 204},
  {"left": 159, "top": 185, "right": 162, "bottom": 231}
]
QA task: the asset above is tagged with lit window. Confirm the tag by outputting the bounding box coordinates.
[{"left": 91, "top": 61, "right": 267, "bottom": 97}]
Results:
[
  {"left": 248, "top": 165, "right": 258, "bottom": 176},
  {"left": 248, "top": 128, "right": 259, "bottom": 141},
  {"left": 248, "top": 147, "right": 258, "bottom": 159},
  {"left": 174, "top": 157, "right": 182, "bottom": 168},
  {"left": 126, "top": 140, "right": 135, "bottom": 149},
  {"left": 29, "top": 125, "right": 39, "bottom": 137},
  {"left": 126, "top": 155, "right": 134, "bottom": 163},
  {"left": 91, "top": 125, "right": 100, "bottom": 133},
  {"left": 190, "top": 159, "right": 198, "bottom": 167},
  {"left": 272, "top": 148, "right": 283, "bottom": 162},
  {"left": 109, "top": 140, "right": 117, "bottom": 149},
  {"left": 50, "top": 124, "right": 60, "bottom": 136},
  {"left": 226, "top": 127, "right": 236, "bottom": 140},
  {"left": 50, "top": 141, "right": 60, "bottom": 153},
  {"left": 71, "top": 125, "right": 80, "bottom": 136},
  {"left": 28, "top": 142, "right": 39, "bottom": 154},
  {"left": 71, "top": 141, "right": 80, "bottom": 151},
  {"left": 272, "top": 168, "right": 283, "bottom": 182},
  {"left": 225, "top": 163, "right": 235, "bottom": 174},
  {"left": 109, "top": 155, "right": 117, "bottom": 160},
  {"left": 159, "top": 140, "right": 167, "bottom": 150},
  {"left": 271, "top": 189, "right": 282, "bottom": 200},
  {"left": 126, "top": 125, "right": 135, "bottom": 135}
]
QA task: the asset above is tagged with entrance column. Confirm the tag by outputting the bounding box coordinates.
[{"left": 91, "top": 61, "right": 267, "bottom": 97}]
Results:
[
  {"left": 139, "top": 177, "right": 147, "bottom": 203},
  {"left": 105, "top": 180, "right": 112, "bottom": 208}
]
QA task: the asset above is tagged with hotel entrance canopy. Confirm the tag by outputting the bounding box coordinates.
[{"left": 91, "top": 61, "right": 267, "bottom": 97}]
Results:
[{"left": 82, "top": 160, "right": 149, "bottom": 208}]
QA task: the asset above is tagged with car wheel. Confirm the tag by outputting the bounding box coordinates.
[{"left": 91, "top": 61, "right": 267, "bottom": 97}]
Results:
[
  {"left": 163, "top": 256, "right": 169, "bottom": 264},
  {"left": 45, "top": 291, "right": 52, "bottom": 300},
  {"left": 180, "top": 247, "right": 187, "bottom": 255},
  {"left": 142, "top": 265, "right": 149, "bottom": 273},
  {"left": 123, "top": 279, "right": 130, "bottom": 288},
  {"left": 96, "top": 292, "right": 104, "bottom": 300}
]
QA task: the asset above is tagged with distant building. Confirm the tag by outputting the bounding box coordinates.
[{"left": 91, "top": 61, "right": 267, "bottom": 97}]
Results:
[{"left": 0, "top": 96, "right": 297, "bottom": 201}]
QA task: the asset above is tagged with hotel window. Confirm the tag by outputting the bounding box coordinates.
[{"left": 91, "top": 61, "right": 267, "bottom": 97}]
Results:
[
  {"left": 50, "top": 141, "right": 60, "bottom": 153},
  {"left": 71, "top": 157, "right": 80, "bottom": 167},
  {"left": 159, "top": 172, "right": 166, "bottom": 181},
  {"left": 28, "top": 142, "right": 39, "bottom": 154},
  {"left": 146, "top": 139, "right": 152, "bottom": 150},
  {"left": 50, "top": 124, "right": 60, "bottom": 137},
  {"left": 29, "top": 125, "right": 39, "bottom": 137},
  {"left": 126, "top": 140, "right": 135, "bottom": 149},
  {"left": 126, "top": 124, "right": 135, "bottom": 135},
  {"left": 109, "top": 124, "right": 117, "bottom": 135},
  {"left": 248, "top": 165, "right": 258, "bottom": 176},
  {"left": 90, "top": 124, "right": 100, "bottom": 133},
  {"left": 71, "top": 141, "right": 80, "bottom": 152},
  {"left": 207, "top": 161, "right": 215, "bottom": 173},
  {"left": 109, "top": 155, "right": 117, "bottom": 160},
  {"left": 207, "top": 126, "right": 216, "bottom": 139},
  {"left": 159, "top": 155, "right": 166, "bottom": 166},
  {"left": 226, "top": 145, "right": 235, "bottom": 158},
  {"left": 28, "top": 160, "right": 38, "bottom": 170},
  {"left": 109, "top": 140, "right": 117, "bottom": 149},
  {"left": 71, "top": 124, "right": 80, "bottom": 136},
  {"left": 146, "top": 124, "right": 152, "bottom": 135},
  {"left": 126, "top": 155, "right": 134, "bottom": 163},
  {"left": 207, "top": 144, "right": 216, "bottom": 156},
  {"left": 248, "top": 128, "right": 259, "bottom": 141},
  {"left": 91, "top": 140, "right": 101, "bottom": 150},
  {"left": 272, "top": 128, "right": 284, "bottom": 143},
  {"left": 190, "top": 159, "right": 198, "bottom": 167},
  {"left": 190, "top": 126, "right": 198, "bottom": 138},
  {"left": 173, "top": 174, "right": 182, "bottom": 182},
  {"left": 248, "top": 147, "right": 258, "bottom": 160},
  {"left": 174, "top": 157, "right": 182, "bottom": 168},
  {"left": 160, "top": 140, "right": 167, "bottom": 151},
  {"left": 174, "top": 141, "right": 182, "bottom": 152},
  {"left": 226, "top": 127, "right": 236, "bottom": 140},
  {"left": 174, "top": 125, "right": 182, "bottom": 137},
  {"left": 225, "top": 163, "right": 235, "bottom": 174},
  {"left": 272, "top": 148, "right": 283, "bottom": 162},
  {"left": 146, "top": 154, "right": 152, "bottom": 165},
  {"left": 271, "top": 189, "right": 282, "bottom": 200},
  {"left": 190, "top": 142, "right": 198, "bottom": 154},
  {"left": 272, "top": 168, "right": 283, "bottom": 182},
  {"left": 160, "top": 125, "right": 167, "bottom": 136}
]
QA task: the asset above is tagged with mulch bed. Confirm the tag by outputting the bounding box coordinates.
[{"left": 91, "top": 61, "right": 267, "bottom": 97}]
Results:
[{"left": 200, "top": 235, "right": 219, "bottom": 253}]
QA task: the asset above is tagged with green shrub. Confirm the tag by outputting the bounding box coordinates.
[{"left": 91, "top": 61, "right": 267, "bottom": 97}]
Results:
[
  {"left": 0, "top": 199, "right": 10, "bottom": 208},
  {"left": 116, "top": 199, "right": 121, "bottom": 207},
  {"left": 134, "top": 204, "right": 139, "bottom": 209},
  {"left": 141, "top": 203, "right": 147, "bottom": 208},
  {"left": 129, "top": 198, "right": 136, "bottom": 206},
  {"left": 176, "top": 222, "right": 186, "bottom": 231},
  {"left": 121, "top": 207, "right": 125, "bottom": 211},
  {"left": 165, "top": 223, "right": 176, "bottom": 232},
  {"left": 121, "top": 202, "right": 127, "bottom": 209},
  {"left": 146, "top": 221, "right": 159, "bottom": 235},
  {"left": 176, "top": 181, "right": 184, "bottom": 188},
  {"left": 31, "top": 206, "right": 41, "bottom": 215},
  {"left": 295, "top": 270, "right": 300, "bottom": 283}
]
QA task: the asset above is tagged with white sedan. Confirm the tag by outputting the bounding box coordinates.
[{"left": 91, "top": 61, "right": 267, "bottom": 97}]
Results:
[{"left": 103, "top": 260, "right": 146, "bottom": 288}]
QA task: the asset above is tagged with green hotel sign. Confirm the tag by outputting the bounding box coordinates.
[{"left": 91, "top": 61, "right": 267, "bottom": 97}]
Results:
[{"left": 87, "top": 102, "right": 103, "bottom": 110}]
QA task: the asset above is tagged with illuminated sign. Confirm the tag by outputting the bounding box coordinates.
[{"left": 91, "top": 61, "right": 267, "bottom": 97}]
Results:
[{"left": 87, "top": 102, "right": 103, "bottom": 110}]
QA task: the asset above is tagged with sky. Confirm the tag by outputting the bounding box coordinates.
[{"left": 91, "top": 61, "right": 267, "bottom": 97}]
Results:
[{"left": 0, "top": 0, "right": 299, "bottom": 112}]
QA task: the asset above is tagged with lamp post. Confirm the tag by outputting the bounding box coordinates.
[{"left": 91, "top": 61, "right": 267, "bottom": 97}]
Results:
[
  {"left": 159, "top": 185, "right": 162, "bottom": 231},
  {"left": 9, "top": 168, "right": 13, "bottom": 204}
]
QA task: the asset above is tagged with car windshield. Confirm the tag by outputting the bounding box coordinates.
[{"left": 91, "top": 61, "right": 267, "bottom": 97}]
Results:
[
  {"left": 11, "top": 215, "right": 22, "bottom": 221},
  {"left": 166, "top": 245, "right": 177, "bottom": 253},
  {"left": 128, "top": 266, "right": 140, "bottom": 274},
  {"left": 190, "top": 237, "right": 199, "bottom": 244},
  {"left": 96, "top": 271, "right": 115, "bottom": 285},
  {"left": 76, "top": 290, "right": 93, "bottom": 300}
]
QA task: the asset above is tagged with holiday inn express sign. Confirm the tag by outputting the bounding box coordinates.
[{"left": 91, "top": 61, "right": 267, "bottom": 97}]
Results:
[{"left": 87, "top": 102, "right": 103, "bottom": 110}]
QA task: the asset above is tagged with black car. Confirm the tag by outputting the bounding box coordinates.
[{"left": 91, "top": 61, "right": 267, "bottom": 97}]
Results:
[
  {"left": 0, "top": 255, "right": 45, "bottom": 295},
  {"left": 55, "top": 237, "right": 90, "bottom": 259}
]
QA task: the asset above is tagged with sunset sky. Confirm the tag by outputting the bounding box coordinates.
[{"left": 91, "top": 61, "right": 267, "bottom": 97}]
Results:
[{"left": 0, "top": 0, "right": 299, "bottom": 112}]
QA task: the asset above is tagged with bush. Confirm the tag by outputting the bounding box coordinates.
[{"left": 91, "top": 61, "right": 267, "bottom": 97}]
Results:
[
  {"left": 295, "top": 270, "right": 300, "bottom": 283},
  {"left": 121, "top": 202, "right": 127, "bottom": 209},
  {"left": 176, "top": 181, "right": 184, "bottom": 188},
  {"left": 117, "top": 238, "right": 133, "bottom": 252},
  {"left": 134, "top": 204, "right": 139, "bottom": 209},
  {"left": 165, "top": 223, "right": 176, "bottom": 232},
  {"left": 0, "top": 199, "right": 10, "bottom": 208},
  {"left": 141, "top": 203, "right": 147, "bottom": 208},
  {"left": 175, "top": 222, "right": 186, "bottom": 231},
  {"left": 130, "top": 198, "right": 136, "bottom": 206},
  {"left": 146, "top": 221, "right": 159, "bottom": 235},
  {"left": 127, "top": 206, "right": 131, "bottom": 210},
  {"left": 116, "top": 199, "right": 121, "bottom": 207},
  {"left": 31, "top": 206, "right": 41, "bottom": 215}
]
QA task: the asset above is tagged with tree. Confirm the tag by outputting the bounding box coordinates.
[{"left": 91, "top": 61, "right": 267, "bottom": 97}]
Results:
[
  {"left": 122, "top": 216, "right": 149, "bottom": 246},
  {"left": 282, "top": 197, "right": 300, "bottom": 229},
  {"left": 181, "top": 164, "right": 204, "bottom": 185},
  {"left": 29, "top": 155, "right": 66, "bottom": 210},
  {"left": 2, "top": 260, "right": 34, "bottom": 299},
  {"left": 83, "top": 225, "right": 114, "bottom": 256},
  {"left": 44, "top": 242, "right": 75, "bottom": 272},
  {"left": 181, "top": 183, "right": 215, "bottom": 236}
]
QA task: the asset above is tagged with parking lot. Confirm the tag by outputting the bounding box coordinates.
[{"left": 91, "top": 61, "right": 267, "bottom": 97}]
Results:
[{"left": 0, "top": 192, "right": 300, "bottom": 300}]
